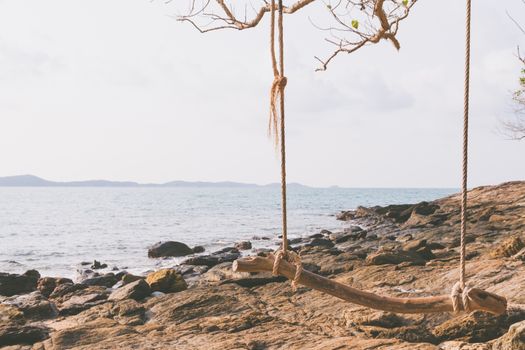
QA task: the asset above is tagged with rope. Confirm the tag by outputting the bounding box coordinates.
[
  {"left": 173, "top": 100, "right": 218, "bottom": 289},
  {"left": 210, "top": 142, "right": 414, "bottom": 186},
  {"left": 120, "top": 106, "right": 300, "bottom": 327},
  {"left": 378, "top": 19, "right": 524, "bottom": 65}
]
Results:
[
  {"left": 460, "top": 0, "right": 471, "bottom": 290},
  {"left": 268, "top": 0, "right": 302, "bottom": 290},
  {"left": 451, "top": 0, "right": 472, "bottom": 313}
]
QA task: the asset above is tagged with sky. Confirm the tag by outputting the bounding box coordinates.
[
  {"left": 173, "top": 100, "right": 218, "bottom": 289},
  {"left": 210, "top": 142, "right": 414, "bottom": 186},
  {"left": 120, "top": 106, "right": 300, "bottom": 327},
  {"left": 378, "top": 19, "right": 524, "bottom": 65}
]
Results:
[{"left": 0, "top": 0, "right": 524, "bottom": 188}]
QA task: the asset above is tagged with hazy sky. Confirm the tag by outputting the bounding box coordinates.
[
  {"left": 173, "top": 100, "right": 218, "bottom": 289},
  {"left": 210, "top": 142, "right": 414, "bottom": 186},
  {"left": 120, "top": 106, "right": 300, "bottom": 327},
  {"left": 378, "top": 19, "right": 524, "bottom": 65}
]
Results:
[{"left": 1, "top": 0, "right": 524, "bottom": 187}]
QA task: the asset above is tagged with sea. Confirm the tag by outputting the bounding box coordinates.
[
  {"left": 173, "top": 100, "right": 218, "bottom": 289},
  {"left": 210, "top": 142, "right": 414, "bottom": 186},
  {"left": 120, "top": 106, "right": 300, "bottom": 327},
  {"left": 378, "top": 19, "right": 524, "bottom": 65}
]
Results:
[{"left": 0, "top": 187, "right": 457, "bottom": 279}]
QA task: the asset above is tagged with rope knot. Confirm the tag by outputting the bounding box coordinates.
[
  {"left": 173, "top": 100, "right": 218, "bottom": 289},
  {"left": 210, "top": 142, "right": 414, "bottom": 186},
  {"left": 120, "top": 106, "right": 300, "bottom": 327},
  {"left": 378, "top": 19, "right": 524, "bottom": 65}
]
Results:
[
  {"left": 269, "top": 75, "right": 287, "bottom": 144},
  {"left": 272, "top": 249, "right": 303, "bottom": 292},
  {"left": 450, "top": 282, "right": 472, "bottom": 314}
]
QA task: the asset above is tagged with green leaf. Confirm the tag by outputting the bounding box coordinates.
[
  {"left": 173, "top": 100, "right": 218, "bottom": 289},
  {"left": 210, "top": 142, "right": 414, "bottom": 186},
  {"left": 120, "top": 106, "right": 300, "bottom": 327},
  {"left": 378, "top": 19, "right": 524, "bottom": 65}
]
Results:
[
  {"left": 351, "top": 20, "right": 359, "bottom": 29},
  {"left": 402, "top": 0, "right": 409, "bottom": 6}
]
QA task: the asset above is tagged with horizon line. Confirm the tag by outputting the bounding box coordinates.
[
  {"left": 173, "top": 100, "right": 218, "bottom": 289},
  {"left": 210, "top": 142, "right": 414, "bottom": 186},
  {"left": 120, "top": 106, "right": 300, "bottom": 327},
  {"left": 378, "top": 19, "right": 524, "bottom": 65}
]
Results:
[{"left": 0, "top": 174, "right": 462, "bottom": 190}]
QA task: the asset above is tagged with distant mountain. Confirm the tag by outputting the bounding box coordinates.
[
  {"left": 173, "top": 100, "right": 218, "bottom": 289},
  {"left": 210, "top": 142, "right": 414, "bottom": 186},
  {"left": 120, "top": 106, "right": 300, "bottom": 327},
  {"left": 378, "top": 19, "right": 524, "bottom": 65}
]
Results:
[{"left": 0, "top": 175, "right": 311, "bottom": 188}]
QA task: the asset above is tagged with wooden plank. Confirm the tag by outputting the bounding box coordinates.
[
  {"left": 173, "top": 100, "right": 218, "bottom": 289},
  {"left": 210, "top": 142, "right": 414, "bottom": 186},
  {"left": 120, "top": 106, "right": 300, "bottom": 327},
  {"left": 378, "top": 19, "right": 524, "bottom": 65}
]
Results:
[{"left": 232, "top": 255, "right": 507, "bottom": 315}]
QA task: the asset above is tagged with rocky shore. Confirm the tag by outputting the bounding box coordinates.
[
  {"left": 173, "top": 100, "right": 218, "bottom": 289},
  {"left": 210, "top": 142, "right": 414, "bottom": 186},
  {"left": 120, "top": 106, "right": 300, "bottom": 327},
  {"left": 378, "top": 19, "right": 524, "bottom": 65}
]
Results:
[{"left": 1, "top": 181, "right": 524, "bottom": 349}]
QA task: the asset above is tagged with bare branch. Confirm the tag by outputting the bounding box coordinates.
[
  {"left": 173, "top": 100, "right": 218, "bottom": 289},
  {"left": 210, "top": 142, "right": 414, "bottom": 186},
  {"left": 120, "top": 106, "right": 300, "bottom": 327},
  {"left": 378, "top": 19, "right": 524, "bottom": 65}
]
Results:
[{"left": 172, "top": 0, "right": 418, "bottom": 70}]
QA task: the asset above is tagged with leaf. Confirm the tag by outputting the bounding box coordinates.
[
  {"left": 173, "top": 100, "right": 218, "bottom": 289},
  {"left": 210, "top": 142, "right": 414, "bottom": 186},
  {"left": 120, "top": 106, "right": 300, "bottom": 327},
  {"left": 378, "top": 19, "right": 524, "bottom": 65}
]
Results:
[
  {"left": 402, "top": 0, "right": 409, "bottom": 6},
  {"left": 351, "top": 20, "right": 359, "bottom": 29}
]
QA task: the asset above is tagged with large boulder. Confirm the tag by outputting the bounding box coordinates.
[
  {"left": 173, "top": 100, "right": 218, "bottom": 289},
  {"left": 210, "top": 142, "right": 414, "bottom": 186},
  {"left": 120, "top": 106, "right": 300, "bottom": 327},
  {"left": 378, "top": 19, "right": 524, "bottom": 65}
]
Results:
[
  {"left": 0, "top": 270, "right": 40, "bottom": 296},
  {"left": 108, "top": 279, "right": 151, "bottom": 302},
  {"left": 146, "top": 269, "right": 187, "bottom": 294},
  {"left": 148, "top": 241, "right": 194, "bottom": 258}
]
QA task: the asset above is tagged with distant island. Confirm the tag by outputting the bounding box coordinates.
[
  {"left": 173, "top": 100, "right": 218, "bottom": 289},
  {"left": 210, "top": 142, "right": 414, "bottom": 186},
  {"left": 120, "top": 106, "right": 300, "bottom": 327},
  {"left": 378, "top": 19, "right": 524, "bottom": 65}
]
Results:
[{"left": 0, "top": 175, "right": 310, "bottom": 188}]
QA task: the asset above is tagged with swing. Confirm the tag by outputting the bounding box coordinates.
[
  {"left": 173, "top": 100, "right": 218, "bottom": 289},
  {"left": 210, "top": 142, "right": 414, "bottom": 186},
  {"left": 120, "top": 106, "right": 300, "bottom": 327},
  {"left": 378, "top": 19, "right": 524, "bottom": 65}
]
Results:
[{"left": 232, "top": 0, "right": 508, "bottom": 315}]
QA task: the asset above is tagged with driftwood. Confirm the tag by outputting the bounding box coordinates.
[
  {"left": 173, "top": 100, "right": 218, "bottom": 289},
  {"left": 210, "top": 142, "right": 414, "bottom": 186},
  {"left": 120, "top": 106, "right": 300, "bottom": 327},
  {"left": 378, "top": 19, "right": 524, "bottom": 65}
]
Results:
[{"left": 233, "top": 255, "right": 507, "bottom": 315}]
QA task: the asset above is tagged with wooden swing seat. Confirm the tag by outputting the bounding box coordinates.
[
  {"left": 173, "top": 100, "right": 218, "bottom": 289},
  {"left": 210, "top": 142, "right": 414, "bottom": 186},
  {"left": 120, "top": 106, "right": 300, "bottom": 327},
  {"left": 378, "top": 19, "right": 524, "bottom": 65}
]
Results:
[{"left": 233, "top": 254, "right": 507, "bottom": 315}]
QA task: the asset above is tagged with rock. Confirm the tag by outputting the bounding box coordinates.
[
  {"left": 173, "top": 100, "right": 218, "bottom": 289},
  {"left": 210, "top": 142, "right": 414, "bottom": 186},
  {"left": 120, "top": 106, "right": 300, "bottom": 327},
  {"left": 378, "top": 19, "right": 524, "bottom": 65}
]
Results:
[
  {"left": 40, "top": 318, "right": 136, "bottom": 349},
  {"left": 427, "top": 242, "right": 446, "bottom": 250},
  {"left": 0, "top": 270, "right": 40, "bottom": 297},
  {"left": 0, "top": 304, "right": 24, "bottom": 325},
  {"left": 307, "top": 238, "right": 335, "bottom": 248},
  {"left": 402, "top": 239, "right": 427, "bottom": 252},
  {"left": 91, "top": 260, "right": 108, "bottom": 270},
  {"left": 0, "top": 324, "right": 49, "bottom": 347},
  {"left": 320, "top": 229, "right": 333, "bottom": 235},
  {"left": 255, "top": 248, "right": 273, "bottom": 256},
  {"left": 202, "top": 262, "right": 251, "bottom": 282},
  {"left": 491, "top": 320, "right": 525, "bottom": 350},
  {"left": 2, "top": 292, "right": 57, "bottom": 320},
  {"left": 58, "top": 291, "right": 109, "bottom": 316},
  {"left": 328, "top": 232, "right": 344, "bottom": 241},
  {"left": 376, "top": 204, "right": 414, "bottom": 223},
  {"left": 491, "top": 236, "right": 524, "bottom": 258},
  {"left": 49, "top": 283, "right": 85, "bottom": 301},
  {"left": 192, "top": 245, "right": 205, "bottom": 253},
  {"left": 432, "top": 311, "right": 508, "bottom": 343},
  {"left": 359, "top": 325, "right": 436, "bottom": 344},
  {"left": 111, "top": 299, "right": 147, "bottom": 326},
  {"left": 345, "top": 225, "right": 364, "bottom": 233},
  {"left": 202, "top": 262, "right": 286, "bottom": 287},
  {"left": 37, "top": 277, "right": 73, "bottom": 298},
  {"left": 412, "top": 201, "right": 439, "bottom": 216},
  {"left": 252, "top": 235, "right": 271, "bottom": 240},
  {"left": 289, "top": 237, "right": 303, "bottom": 245},
  {"left": 234, "top": 241, "right": 252, "bottom": 250},
  {"left": 80, "top": 273, "right": 119, "bottom": 288},
  {"left": 146, "top": 269, "right": 187, "bottom": 294},
  {"left": 336, "top": 211, "right": 355, "bottom": 221},
  {"left": 120, "top": 273, "right": 144, "bottom": 285},
  {"left": 365, "top": 250, "right": 426, "bottom": 266},
  {"left": 147, "top": 241, "right": 194, "bottom": 258},
  {"left": 182, "top": 248, "right": 241, "bottom": 268},
  {"left": 332, "top": 230, "right": 367, "bottom": 244},
  {"left": 397, "top": 234, "right": 413, "bottom": 242},
  {"left": 51, "top": 285, "right": 110, "bottom": 316},
  {"left": 514, "top": 248, "right": 525, "bottom": 262},
  {"left": 352, "top": 311, "right": 405, "bottom": 328},
  {"left": 182, "top": 255, "right": 220, "bottom": 267},
  {"left": 449, "top": 235, "right": 476, "bottom": 248},
  {"left": 213, "top": 247, "right": 240, "bottom": 254},
  {"left": 108, "top": 279, "right": 151, "bottom": 302}
]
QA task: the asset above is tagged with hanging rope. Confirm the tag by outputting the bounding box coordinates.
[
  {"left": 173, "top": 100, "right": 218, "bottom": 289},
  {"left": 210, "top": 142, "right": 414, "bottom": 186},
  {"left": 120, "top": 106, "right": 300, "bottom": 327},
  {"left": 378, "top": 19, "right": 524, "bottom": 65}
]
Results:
[
  {"left": 268, "top": 0, "right": 302, "bottom": 291},
  {"left": 451, "top": 0, "right": 472, "bottom": 314}
]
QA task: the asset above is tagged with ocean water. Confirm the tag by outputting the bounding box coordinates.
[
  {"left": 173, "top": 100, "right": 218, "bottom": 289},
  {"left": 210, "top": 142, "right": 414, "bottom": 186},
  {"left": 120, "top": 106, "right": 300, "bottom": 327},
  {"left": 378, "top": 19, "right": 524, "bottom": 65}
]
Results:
[{"left": 0, "top": 187, "right": 456, "bottom": 279}]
